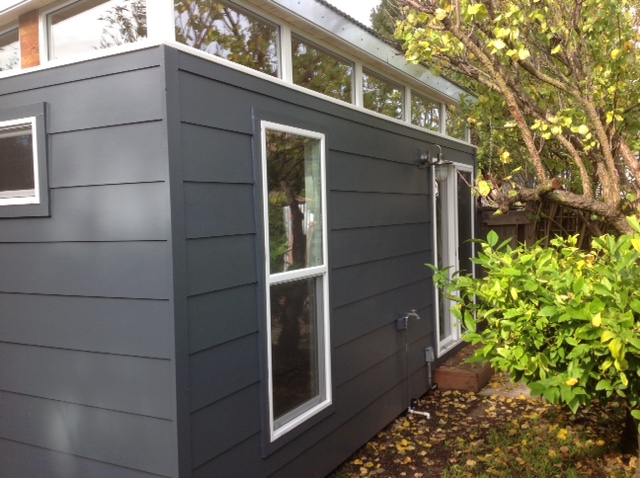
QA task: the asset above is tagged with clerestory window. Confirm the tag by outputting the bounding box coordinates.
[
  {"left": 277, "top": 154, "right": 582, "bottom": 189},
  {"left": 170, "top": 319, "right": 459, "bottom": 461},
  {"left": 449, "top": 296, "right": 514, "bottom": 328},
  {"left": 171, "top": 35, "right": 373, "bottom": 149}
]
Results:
[{"left": 46, "top": 0, "right": 147, "bottom": 61}]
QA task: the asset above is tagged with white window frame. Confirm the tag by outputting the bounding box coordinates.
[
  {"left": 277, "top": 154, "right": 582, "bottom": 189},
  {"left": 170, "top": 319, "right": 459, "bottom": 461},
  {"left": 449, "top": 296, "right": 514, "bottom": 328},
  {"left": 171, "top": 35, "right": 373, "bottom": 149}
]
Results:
[
  {"left": 0, "top": 116, "right": 40, "bottom": 206},
  {"left": 260, "top": 120, "right": 332, "bottom": 442}
]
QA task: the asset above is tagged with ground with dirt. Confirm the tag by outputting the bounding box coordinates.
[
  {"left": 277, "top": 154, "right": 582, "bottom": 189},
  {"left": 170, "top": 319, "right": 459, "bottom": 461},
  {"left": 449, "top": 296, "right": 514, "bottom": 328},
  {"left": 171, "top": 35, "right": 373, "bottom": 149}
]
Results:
[{"left": 331, "top": 373, "right": 637, "bottom": 478}]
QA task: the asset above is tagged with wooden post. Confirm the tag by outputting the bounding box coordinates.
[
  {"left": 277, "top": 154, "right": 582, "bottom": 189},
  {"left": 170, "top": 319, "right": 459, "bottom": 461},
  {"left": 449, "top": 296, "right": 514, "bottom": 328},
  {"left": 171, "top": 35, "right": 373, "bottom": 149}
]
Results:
[{"left": 19, "top": 10, "right": 40, "bottom": 68}]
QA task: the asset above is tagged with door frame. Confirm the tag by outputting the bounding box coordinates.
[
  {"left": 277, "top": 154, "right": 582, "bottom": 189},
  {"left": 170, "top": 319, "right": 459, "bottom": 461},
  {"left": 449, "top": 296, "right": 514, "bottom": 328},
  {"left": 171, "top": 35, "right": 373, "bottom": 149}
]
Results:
[{"left": 432, "top": 162, "right": 475, "bottom": 357}]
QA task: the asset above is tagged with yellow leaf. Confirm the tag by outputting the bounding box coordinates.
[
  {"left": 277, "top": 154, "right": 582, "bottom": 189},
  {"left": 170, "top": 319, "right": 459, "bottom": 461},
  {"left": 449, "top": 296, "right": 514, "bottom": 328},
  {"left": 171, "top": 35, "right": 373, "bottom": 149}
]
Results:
[
  {"left": 611, "top": 48, "right": 622, "bottom": 60},
  {"left": 466, "top": 459, "right": 477, "bottom": 467},
  {"left": 518, "top": 48, "right": 531, "bottom": 61},
  {"left": 353, "top": 459, "right": 363, "bottom": 465},
  {"left": 592, "top": 314, "right": 602, "bottom": 327},
  {"left": 565, "top": 378, "right": 578, "bottom": 387},
  {"left": 477, "top": 180, "right": 492, "bottom": 197}
]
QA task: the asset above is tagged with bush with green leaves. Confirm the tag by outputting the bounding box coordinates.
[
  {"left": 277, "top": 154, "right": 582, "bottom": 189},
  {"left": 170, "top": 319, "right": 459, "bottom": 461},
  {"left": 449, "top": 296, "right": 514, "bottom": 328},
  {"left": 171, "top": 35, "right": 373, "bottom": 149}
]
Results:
[{"left": 431, "top": 217, "right": 640, "bottom": 424}]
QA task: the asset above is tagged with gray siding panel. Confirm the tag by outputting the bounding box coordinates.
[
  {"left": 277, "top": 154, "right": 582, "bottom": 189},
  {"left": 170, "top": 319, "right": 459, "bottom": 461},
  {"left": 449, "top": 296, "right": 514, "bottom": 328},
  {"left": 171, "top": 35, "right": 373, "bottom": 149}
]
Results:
[
  {"left": 178, "top": 72, "right": 254, "bottom": 134},
  {"left": 331, "top": 223, "right": 430, "bottom": 268},
  {"left": 188, "top": 285, "right": 258, "bottom": 354},
  {"left": 0, "top": 47, "right": 163, "bottom": 97},
  {"left": 332, "top": 281, "right": 431, "bottom": 348},
  {"left": 328, "top": 152, "right": 428, "bottom": 194},
  {"left": 45, "top": 67, "right": 164, "bottom": 134},
  {"left": 0, "top": 439, "right": 168, "bottom": 478},
  {"left": 330, "top": 191, "right": 428, "bottom": 230},
  {"left": 189, "top": 334, "right": 259, "bottom": 412},
  {"left": 331, "top": 252, "right": 430, "bottom": 307},
  {"left": 0, "top": 391, "right": 174, "bottom": 477},
  {"left": 0, "top": 48, "right": 177, "bottom": 477},
  {"left": 0, "top": 293, "right": 171, "bottom": 357},
  {"left": 186, "top": 235, "right": 257, "bottom": 296},
  {"left": 181, "top": 124, "right": 254, "bottom": 184},
  {"left": 184, "top": 183, "right": 255, "bottom": 239},
  {"left": 0, "top": 183, "right": 168, "bottom": 243},
  {"left": 0, "top": 242, "right": 171, "bottom": 298},
  {"left": 190, "top": 384, "right": 261, "bottom": 468},
  {"left": 50, "top": 122, "right": 168, "bottom": 187},
  {"left": 0, "top": 343, "right": 173, "bottom": 418}
]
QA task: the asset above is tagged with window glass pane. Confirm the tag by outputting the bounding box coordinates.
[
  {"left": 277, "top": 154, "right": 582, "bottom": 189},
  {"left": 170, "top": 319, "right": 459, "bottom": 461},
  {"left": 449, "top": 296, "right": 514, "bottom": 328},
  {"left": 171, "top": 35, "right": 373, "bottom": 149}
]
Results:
[
  {"left": 362, "top": 69, "right": 403, "bottom": 119},
  {"left": 175, "top": 0, "right": 279, "bottom": 77},
  {"left": 411, "top": 92, "right": 440, "bottom": 131},
  {"left": 457, "top": 170, "right": 474, "bottom": 276},
  {"left": 270, "top": 277, "right": 321, "bottom": 422},
  {"left": 266, "top": 130, "right": 323, "bottom": 273},
  {"left": 0, "top": 124, "right": 35, "bottom": 198},
  {"left": 292, "top": 35, "right": 353, "bottom": 103},
  {"left": 48, "top": 0, "right": 147, "bottom": 60},
  {"left": 0, "top": 29, "right": 20, "bottom": 71},
  {"left": 446, "top": 103, "right": 467, "bottom": 140}
]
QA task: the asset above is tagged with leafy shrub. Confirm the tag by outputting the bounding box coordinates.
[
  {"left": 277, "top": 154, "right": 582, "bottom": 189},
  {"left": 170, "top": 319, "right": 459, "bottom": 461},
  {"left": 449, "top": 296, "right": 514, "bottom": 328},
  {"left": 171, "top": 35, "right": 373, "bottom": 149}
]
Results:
[{"left": 431, "top": 217, "right": 640, "bottom": 422}]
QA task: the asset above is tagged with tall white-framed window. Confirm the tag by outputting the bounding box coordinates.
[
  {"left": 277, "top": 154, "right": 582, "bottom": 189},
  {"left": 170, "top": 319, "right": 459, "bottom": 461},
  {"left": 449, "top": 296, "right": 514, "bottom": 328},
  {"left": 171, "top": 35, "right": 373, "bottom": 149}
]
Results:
[
  {"left": 261, "top": 121, "right": 331, "bottom": 442},
  {"left": 433, "top": 162, "right": 475, "bottom": 356}
]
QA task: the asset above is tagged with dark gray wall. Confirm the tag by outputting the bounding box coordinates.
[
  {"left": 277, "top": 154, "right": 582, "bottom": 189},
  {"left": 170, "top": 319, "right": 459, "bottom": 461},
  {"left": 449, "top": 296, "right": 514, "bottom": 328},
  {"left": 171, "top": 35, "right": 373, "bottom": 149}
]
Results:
[
  {"left": 168, "top": 47, "right": 474, "bottom": 477},
  {"left": 0, "top": 48, "right": 178, "bottom": 478}
]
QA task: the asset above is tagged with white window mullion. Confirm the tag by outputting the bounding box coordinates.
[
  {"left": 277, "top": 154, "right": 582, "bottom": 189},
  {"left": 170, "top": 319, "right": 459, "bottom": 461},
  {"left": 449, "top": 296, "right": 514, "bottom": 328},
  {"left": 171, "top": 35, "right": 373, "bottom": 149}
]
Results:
[
  {"left": 147, "top": 0, "right": 175, "bottom": 43},
  {"left": 280, "top": 24, "right": 292, "bottom": 82},
  {"left": 354, "top": 62, "right": 363, "bottom": 107}
]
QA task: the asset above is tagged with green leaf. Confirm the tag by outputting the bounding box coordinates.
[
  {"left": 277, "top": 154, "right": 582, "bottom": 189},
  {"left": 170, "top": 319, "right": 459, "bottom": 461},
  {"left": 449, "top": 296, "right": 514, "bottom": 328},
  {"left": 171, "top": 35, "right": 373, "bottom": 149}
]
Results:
[
  {"left": 596, "top": 379, "right": 613, "bottom": 391},
  {"left": 486, "top": 230, "right": 499, "bottom": 248}
]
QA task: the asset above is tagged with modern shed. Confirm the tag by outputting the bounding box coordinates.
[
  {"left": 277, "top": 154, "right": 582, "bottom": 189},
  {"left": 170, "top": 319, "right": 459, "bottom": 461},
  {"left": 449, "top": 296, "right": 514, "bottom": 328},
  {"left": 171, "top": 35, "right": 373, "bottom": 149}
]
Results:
[{"left": 0, "top": 1, "right": 476, "bottom": 476}]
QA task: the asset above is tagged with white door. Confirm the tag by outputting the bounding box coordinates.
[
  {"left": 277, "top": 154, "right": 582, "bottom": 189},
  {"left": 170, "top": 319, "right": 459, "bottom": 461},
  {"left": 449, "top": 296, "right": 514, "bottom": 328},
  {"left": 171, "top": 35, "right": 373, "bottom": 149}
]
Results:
[{"left": 434, "top": 163, "right": 474, "bottom": 356}]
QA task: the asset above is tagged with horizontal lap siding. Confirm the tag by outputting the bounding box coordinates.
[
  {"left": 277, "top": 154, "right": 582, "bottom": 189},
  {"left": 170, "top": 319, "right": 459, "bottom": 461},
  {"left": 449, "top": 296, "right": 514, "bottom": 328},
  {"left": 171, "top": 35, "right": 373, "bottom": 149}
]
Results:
[
  {"left": 173, "top": 49, "right": 474, "bottom": 476},
  {"left": 0, "top": 48, "right": 176, "bottom": 477}
]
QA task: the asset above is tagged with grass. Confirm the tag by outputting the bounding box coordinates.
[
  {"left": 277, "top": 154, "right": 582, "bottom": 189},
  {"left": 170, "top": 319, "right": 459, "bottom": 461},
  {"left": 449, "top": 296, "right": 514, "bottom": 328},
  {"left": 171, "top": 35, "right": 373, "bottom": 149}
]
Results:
[
  {"left": 442, "top": 402, "right": 635, "bottom": 478},
  {"left": 330, "top": 377, "right": 637, "bottom": 478}
]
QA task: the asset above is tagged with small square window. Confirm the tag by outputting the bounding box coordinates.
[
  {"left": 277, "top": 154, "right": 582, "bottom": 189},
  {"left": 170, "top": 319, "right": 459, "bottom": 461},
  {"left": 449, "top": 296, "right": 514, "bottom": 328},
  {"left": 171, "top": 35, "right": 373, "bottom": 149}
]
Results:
[
  {"left": 0, "top": 120, "right": 37, "bottom": 204},
  {"left": 0, "top": 103, "right": 49, "bottom": 217}
]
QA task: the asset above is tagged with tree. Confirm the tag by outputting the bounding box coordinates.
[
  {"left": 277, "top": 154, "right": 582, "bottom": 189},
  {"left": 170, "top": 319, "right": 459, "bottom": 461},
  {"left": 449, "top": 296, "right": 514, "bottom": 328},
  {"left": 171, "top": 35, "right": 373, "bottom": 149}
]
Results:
[
  {"left": 394, "top": 0, "right": 640, "bottom": 234},
  {"left": 432, "top": 216, "right": 640, "bottom": 467}
]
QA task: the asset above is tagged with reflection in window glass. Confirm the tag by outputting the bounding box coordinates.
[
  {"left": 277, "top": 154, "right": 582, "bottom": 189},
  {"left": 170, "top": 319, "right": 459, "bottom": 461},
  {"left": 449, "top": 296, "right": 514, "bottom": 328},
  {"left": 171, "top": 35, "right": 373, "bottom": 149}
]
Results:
[
  {"left": 446, "top": 103, "right": 467, "bottom": 140},
  {"left": 411, "top": 92, "right": 440, "bottom": 132},
  {"left": 264, "top": 124, "right": 329, "bottom": 440},
  {"left": 48, "top": 0, "right": 147, "bottom": 60},
  {"left": 266, "top": 131, "right": 323, "bottom": 274},
  {"left": 0, "top": 29, "right": 20, "bottom": 71},
  {"left": 175, "top": 0, "right": 279, "bottom": 77},
  {"left": 362, "top": 69, "right": 403, "bottom": 119},
  {"left": 0, "top": 122, "right": 36, "bottom": 202},
  {"left": 270, "top": 278, "right": 320, "bottom": 421},
  {"left": 292, "top": 35, "right": 353, "bottom": 103}
]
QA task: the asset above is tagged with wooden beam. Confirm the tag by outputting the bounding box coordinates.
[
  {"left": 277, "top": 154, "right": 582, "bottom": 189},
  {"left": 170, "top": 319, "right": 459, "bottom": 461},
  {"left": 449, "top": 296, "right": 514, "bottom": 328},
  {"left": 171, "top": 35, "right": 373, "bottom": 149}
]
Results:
[{"left": 19, "top": 10, "right": 40, "bottom": 68}]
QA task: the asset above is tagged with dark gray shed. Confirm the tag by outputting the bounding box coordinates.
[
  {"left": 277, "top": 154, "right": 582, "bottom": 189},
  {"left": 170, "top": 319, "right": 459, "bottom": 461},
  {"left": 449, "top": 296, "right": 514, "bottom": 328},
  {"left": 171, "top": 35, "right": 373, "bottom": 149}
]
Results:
[{"left": 0, "top": 1, "right": 476, "bottom": 476}]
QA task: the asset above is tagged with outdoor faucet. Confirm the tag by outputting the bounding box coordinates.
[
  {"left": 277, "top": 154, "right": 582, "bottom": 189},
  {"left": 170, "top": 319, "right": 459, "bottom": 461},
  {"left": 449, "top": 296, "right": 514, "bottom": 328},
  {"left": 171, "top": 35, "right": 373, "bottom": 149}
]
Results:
[{"left": 396, "top": 309, "right": 420, "bottom": 330}]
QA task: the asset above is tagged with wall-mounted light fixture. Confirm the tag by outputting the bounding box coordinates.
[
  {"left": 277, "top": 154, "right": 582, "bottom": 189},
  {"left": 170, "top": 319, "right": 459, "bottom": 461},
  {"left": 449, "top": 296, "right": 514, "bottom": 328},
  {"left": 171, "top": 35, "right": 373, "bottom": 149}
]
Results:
[{"left": 416, "top": 144, "right": 452, "bottom": 181}]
